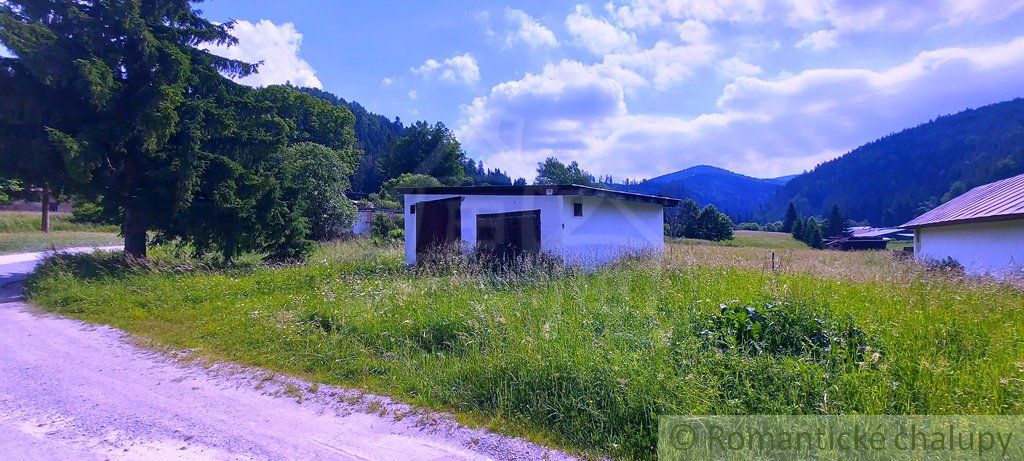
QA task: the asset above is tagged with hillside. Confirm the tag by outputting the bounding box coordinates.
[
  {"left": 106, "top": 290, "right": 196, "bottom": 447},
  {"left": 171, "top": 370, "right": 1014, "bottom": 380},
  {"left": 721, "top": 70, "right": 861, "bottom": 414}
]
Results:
[
  {"left": 292, "top": 86, "right": 405, "bottom": 193},
  {"left": 614, "top": 165, "right": 792, "bottom": 221},
  {"left": 772, "top": 98, "right": 1024, "bottom": 225}
]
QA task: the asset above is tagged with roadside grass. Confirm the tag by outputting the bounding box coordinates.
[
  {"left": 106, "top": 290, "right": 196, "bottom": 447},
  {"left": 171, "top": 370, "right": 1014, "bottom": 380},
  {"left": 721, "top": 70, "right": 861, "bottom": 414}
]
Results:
[
  {"left": 0, "top": 211, "right": 119, "bottom": 233},
  {"left": 0, "top": 211, "right": 121, "bottom": 254},
  {"left": 26, "top": 240, "right": 1024, "bottom": 459},
  {"left": 674, "top": 230, "right": 808, "bottom": 250},
  {"left": 0, "top": 232, "right": 123, "bottom": 254}
]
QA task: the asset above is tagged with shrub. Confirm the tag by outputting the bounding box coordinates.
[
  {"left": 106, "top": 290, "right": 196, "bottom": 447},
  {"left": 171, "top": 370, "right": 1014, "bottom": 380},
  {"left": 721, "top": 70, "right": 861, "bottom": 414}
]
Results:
[
  {"left": 370, "top": 212, "right": 404, "bottom": 242},
  {"left": 698, "top": 301, "right": 874, "bottom": 369},
  {"left": 736, "top": 222, "right": 762, "bottom": 231}
]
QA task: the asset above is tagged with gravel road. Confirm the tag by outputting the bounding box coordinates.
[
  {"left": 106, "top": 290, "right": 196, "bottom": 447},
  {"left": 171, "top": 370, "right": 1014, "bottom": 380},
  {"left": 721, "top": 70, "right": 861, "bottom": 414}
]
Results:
[{"left": 0, "top": 249, "right": 575, "bottom": 460}]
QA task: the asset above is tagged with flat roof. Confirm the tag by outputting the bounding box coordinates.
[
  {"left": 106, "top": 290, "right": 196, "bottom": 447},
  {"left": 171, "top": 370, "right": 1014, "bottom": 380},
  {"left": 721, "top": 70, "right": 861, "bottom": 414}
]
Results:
[
  {"left": 395, "top": 184, "right": 680, "bottom": 206},
  {"left": 902, "top": 172, "right": 1024, "bottom": 229}
]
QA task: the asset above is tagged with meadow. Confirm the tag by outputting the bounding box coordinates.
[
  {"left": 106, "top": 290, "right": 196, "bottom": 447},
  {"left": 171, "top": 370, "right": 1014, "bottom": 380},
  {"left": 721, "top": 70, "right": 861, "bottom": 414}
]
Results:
[
  {"left": 0, "top": 211, "right": 121, "bottom": 254},
  {"left": 26, "top": 233, "right": 1024, "bottom": 459}
]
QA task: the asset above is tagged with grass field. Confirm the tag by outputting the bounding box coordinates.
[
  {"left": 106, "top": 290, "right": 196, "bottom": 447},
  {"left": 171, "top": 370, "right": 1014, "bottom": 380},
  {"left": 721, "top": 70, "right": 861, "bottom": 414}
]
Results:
[
  {"left": 675, "top": 230, "right": 809, "bottom": 249},
  {"left": 26, "top": 235, "right": 1024, "bottom": 459},
  {"left": 0, "top": 211, "right": 120, "bottom": 254},
  {"left": 0, "top": 211, "right": 118, "bottom": 233}
]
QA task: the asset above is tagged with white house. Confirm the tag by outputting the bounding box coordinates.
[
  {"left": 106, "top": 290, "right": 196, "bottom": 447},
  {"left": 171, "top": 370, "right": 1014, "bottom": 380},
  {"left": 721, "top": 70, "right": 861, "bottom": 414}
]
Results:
[
  {"left": 902, "top": 172, "right": 1024, "bottom": 276},
  {"left": 397, "top": 185, "right": 679, "bottom": 267}
]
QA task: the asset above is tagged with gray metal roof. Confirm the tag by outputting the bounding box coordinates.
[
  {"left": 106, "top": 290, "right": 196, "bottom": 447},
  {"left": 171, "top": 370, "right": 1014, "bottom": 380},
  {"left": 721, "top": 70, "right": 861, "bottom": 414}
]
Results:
[
  {"left": 902, "top": 173, "right": 1024, "bottom": 228},
  {"left": 395, "top": 184, "right": 680, "bottom": 206}
]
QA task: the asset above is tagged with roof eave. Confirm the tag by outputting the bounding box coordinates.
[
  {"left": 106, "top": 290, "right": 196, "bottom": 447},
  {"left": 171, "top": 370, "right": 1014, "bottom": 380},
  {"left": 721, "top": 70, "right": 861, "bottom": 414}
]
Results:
[{"left": 902, "top": 213, "right": 1024, "bottom": 229}]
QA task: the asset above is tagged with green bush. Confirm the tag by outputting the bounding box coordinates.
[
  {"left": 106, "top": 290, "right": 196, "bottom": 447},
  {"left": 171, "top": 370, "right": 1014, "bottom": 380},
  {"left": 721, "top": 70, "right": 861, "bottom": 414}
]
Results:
[{"left": 370, "top": 212, "right": 404, "bottom": 242}]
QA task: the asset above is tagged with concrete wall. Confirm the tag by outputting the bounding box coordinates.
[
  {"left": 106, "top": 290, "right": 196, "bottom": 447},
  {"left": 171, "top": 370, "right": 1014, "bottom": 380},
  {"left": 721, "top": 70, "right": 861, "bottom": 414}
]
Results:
[
  {"left": 403, "top": 194, "right": 563, "bottom": 265},
  {"left": 352, "top": 210, "right": 374, "bottom": 235},
  {"left": 560, "top": 195, "right": 664, "bottom": 267},
  {"left": 402, "top": 193, "right": 665, "bottom": 267},
  {"left": 915, "top": 219, "right": 1024, "bottom": 276}
]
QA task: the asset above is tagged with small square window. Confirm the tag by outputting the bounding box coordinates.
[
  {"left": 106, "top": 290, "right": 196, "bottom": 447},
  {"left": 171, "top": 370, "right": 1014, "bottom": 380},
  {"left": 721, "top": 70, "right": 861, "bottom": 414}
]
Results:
[
  {"left": 410, "top": 205, "right": 415, "bottom": 214},
  {"left": 573, "top": 203, "right": 583, "bottom": 217}
]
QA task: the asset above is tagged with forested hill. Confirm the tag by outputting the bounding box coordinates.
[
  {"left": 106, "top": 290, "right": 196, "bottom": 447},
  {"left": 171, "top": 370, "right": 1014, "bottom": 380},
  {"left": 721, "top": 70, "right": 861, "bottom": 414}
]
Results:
[
  {"left": 292, "top": 85, "right": 514, "bottom": 193},
  {"left": 772, "top": 98, "right": 1024, "bottom": 226},
  {"left": 291, "top": 86, "right": 404, "bottom": 193},
  {"left": 612, "top": 165, "right": 791, "bottom": 221}
]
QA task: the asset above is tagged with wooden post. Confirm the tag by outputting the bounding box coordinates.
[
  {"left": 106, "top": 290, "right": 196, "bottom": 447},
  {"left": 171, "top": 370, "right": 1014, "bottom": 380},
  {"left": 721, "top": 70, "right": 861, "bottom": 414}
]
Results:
[{"left": 41, "top": 189, "right": 51, "bottom": 233}]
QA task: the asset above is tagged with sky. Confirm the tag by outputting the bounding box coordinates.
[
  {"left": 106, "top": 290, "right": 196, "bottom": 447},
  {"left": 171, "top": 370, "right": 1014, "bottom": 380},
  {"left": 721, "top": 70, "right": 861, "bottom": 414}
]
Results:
[{"left": 14, "top": 0, "right": 1024, "bottom": 181}]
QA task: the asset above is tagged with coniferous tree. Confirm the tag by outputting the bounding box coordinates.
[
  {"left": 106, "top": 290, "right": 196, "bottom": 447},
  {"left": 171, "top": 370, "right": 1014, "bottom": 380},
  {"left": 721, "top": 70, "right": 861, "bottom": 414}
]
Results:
[
  {"left": 666, "top": 199, "right": 700, "bottom": 237},
  {"left": 824, "top": 204, "right": 847, "bottom": 238},
  {"left": 791, "top": 214, "right": 804, "bottom": 241},
  {"left": 0, "top": 1, "right": 355, "bottom": 261},
  {"left": 781, "top": 201, "right": 799, "bottom": 233}
]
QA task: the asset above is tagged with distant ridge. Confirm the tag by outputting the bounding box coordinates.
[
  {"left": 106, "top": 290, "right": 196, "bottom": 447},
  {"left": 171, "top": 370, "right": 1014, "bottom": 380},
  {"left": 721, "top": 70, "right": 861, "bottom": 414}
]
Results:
[
  {"left": 611, "top": 165, "right": 795, "bottom": 221},
  {"left": 771, "top": 97, "right": 1024, "bottom": 225}
]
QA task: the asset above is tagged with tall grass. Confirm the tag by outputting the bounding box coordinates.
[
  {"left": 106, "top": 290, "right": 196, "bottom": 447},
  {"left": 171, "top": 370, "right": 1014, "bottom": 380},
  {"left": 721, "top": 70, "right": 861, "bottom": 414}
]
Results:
[{"left": 26, "top": 241, "right": 1024, "bottom": 459}]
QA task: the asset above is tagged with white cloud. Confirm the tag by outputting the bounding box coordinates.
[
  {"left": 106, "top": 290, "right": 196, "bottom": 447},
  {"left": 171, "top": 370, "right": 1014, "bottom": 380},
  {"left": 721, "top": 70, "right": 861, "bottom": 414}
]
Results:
[
  {"left": 459, "top": 36, "right": 1024, "bottom": 179},
  {"left": 381, "top": 77, "right": 393, "bottom": 86},
  {"left": 476, "top": 11, "right": 497, "bottom": 37},
  {"left": 412, "top": 53, "right": 480, "bottom": 85},
  {"left": 676, "top": 19, "right": 710, "bottom": 44},
  {"left": 408, "top": 90, "right": 419, "bottom": 100},
  {"left": 604, "top": 40, "right": 717, "bottom": 90},
  {"left": 565, "top": 4, "right": 636, "bottom": 55},
  {"left": 201, "top": 20, "right": 322, "bottom": 88},
  {"left": 607, "top": 0, "right": 769, "bottom": 28},
  {"left": 716, "top": 56, "right": 763, "bottom": 78},
  {"left": 504, "top": 8, "right": 558, "bottom": 49},
  {"left": 796, "top": 29, "right": 840, "bottom": 51},
  {"left": 0, "top": 44, "right": 12, "bottom": 57}
]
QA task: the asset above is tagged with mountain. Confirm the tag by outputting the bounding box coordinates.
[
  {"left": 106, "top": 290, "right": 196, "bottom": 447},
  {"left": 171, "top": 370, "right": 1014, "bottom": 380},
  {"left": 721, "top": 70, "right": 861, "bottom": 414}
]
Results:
[
  {"left": 771, "top": 98, "right": 1024, "bottom": 226},
  {"left": 613, "top": 165, "right": 794, "bottom": 221}
]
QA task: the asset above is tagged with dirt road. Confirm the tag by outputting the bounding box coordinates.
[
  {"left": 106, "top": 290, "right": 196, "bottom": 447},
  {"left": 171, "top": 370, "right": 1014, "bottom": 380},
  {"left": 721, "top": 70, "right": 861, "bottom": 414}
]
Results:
[{"left": 0, "top": 250, "right": 573, "bottom": 460}]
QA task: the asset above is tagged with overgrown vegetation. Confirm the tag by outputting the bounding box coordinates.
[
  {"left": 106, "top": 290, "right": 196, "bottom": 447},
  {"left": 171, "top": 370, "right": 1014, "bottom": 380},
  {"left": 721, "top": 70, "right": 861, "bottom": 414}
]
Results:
[{"left": 27, "top": 239, "right": 1024, "bottom": 459}]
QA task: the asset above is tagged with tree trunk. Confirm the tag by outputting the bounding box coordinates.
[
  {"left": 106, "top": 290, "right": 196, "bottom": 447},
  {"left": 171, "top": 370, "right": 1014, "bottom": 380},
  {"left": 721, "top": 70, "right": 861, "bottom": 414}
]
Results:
[
  {"left": 41, "top": 189, "right": 51, "bottom": 233},
  {"left": 122, "top": 205, "right": 147, "bottom": 260}
]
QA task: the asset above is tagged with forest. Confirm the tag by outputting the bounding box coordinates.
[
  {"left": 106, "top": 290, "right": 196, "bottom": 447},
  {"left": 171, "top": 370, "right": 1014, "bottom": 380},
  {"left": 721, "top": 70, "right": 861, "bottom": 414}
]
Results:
[{"left": 771, "top": 98, "right": 1024, "bottom": 225}]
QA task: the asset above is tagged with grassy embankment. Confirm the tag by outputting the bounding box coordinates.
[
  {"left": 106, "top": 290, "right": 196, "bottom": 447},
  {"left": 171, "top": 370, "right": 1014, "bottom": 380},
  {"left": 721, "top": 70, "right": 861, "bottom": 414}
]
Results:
[
  {"left": 0, "top": 211, "right": 121, "bottom": 254},
  {"left": 26, "top": 231, "right": 1024, "bottom": 459}
]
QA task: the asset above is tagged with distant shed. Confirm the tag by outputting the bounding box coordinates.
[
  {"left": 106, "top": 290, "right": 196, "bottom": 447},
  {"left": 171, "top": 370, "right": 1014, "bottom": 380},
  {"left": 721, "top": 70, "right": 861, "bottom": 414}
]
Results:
[
  {"left": 902, "top": 173, "right": 1024, "bottom": 276},
  {"left": 397, "top": 185, "right": 679, "bottom": 267}
]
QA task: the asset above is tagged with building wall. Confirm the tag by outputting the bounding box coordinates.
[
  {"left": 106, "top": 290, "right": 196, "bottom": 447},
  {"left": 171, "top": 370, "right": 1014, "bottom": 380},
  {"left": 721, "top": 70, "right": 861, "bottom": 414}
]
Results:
[
  {"left": 403, "top": 194, "right": 563, "bottom": 265},
  {"left": 402, "top": 193, "right": 665, "bottom": 267},
  {"left": 352, "top": 210, "right": 374, "bottom": 235},
  {"left": 915, "top": 219, "right": 1024, "bottom": 276},
  {"left": 560, "top": 195, "right": 664, "bottom": 267}
]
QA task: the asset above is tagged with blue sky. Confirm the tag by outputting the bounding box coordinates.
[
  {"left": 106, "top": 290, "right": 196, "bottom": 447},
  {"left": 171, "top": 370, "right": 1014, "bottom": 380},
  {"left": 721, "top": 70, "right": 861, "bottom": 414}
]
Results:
[{"left": 72, "top": 1, "right": 1024, "bottom": 180}]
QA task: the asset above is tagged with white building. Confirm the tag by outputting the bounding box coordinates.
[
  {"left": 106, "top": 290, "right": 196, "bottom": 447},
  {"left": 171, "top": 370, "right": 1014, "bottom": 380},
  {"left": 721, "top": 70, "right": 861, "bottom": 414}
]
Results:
[
  {"left": 902, "top": 173, "right": 1024, "bottom": 276},
  {"left": 398, "top": 185, "right": 679, "bottom": 267},
  {"left": 351, "top": 204, "right": 401, "bottom": 235}
]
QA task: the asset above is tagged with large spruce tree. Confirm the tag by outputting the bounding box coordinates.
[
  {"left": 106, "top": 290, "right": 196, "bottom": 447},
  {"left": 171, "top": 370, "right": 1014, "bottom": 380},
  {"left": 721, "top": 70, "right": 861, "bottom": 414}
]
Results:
[{"left": 0, "top": 1, "right": 318, "bottom": 260}]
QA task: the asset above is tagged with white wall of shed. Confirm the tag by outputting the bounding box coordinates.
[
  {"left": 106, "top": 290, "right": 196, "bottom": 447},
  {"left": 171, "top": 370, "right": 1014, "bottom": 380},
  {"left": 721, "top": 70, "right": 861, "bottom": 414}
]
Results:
[
  {"left": 560, "top": 196, "right": 664, "bottom": 268},
  {"left": 352, "top": 210, "right": 373, "bottom": 235},
  {"left": 915, "top": 219, "right": 1024, "bottom": 276},
  {"left": 402, "top": 194, "right": 563, "bottom": 265}
]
